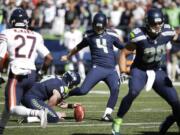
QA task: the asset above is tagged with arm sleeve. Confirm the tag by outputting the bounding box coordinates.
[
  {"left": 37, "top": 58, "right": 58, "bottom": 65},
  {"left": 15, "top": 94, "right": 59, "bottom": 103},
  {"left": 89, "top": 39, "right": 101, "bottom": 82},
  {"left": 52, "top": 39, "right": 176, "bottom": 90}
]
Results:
[
  {"left": 113, "top": 36, "right": 124, "bottom": 49},
  {"left": 0, "top": 33, "right": 7, "bottom": 59},
  {"left": 36, "top": 35, "right": 50, "bottom": 58},
  {"left": 76, "top": 38, "right": 88, "bottom": 50}
]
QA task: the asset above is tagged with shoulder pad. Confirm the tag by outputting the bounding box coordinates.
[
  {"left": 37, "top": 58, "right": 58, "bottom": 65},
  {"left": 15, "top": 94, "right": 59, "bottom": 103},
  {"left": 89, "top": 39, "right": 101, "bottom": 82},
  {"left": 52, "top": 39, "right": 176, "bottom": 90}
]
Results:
[
  {"left": 83, "top": 29, "right": 94, "bottom": 38},
  {"left": 106, "top": 29, "right": 119, "bottom": 38},
  {"left": 132, "top": 28, "right": 141, "bottom": 34},
  {"left": 129, "top": 28, "right": 146, "bottom": 42},
  {"left": 161, "top": 24, "right": 175, "bottom": 36},
  {"left": 163, "top": 24, "right": 172, "bottom": 29}
]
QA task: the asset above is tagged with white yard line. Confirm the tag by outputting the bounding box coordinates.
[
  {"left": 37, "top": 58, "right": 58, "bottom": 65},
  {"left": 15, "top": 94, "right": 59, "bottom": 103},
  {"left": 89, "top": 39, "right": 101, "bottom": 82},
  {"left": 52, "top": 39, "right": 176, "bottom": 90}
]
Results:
[{"left": 6, "top": 122, "right": 161, "bottom": 129}]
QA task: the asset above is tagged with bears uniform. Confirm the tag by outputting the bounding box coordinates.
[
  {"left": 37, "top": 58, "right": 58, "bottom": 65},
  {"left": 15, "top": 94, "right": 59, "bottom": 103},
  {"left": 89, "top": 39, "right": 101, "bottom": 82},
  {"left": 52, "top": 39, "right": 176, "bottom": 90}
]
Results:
[
  {"left": 22, "top": 75, "right": 69, "bottom": 123},
  {"left": 61, "top": 12, "right": 124, "bottom": 121},
  {"left": 112, "top": 8, "right": 180, "bottom": 135},
  {"left": 0, "top": 8, "right": 52, "bottom": 133}
]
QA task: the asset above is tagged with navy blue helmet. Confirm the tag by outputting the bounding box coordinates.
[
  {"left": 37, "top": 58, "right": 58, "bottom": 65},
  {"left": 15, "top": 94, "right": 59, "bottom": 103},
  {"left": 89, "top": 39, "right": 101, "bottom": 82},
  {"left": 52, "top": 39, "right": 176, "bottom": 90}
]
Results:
[
  {"left": 9, "top": 8, "right": 29, "bottom": 28},
  {"left": 62, "top": 71, "right": 81, "bottom": 88},
  {"left": 145, "top": 8, "right": 164, "bottom": 36},
  {"left": 92, "top": 12, "right": 107, "bottom": 34}
]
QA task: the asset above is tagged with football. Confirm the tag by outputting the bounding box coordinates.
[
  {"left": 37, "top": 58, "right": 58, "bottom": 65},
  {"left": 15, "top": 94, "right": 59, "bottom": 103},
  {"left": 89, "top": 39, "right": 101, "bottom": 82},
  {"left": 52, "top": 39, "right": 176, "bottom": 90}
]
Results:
[{"left": 74, "top": 105, "right": 85, "bottom": 122}]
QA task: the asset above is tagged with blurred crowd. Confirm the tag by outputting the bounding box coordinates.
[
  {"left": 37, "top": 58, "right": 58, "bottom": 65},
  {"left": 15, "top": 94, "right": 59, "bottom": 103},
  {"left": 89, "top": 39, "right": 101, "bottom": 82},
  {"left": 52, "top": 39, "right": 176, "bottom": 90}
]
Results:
[{"left": 0, "top": 0, "right": 180, "bottom": 81}]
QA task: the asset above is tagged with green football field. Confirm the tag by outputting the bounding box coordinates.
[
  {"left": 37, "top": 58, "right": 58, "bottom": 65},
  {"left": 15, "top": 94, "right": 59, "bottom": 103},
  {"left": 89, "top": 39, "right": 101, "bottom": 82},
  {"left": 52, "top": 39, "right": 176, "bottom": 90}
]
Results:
[{"left": 0, "top": 82, "right": 180, "bottom": 135}]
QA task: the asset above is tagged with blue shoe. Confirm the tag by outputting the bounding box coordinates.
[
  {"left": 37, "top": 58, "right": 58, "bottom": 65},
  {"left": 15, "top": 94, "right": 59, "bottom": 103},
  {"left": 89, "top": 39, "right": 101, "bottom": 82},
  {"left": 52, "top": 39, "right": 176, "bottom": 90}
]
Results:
[{"left": 112, "top": 118, "right": 122, "bottom": 135}]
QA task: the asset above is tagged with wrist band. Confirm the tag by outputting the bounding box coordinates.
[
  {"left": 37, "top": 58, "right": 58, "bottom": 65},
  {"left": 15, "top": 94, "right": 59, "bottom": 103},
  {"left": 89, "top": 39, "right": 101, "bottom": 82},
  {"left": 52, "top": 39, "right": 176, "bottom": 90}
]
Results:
[{"left": 67, "top": 104, "right": 73, "bottom": 109}]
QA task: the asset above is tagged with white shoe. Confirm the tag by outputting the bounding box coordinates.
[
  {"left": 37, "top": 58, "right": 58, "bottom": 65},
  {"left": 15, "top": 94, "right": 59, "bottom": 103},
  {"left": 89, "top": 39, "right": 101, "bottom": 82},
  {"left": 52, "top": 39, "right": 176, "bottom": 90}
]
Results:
[{"left": 39, "top": 109, "right": 48, "bottom": 128}]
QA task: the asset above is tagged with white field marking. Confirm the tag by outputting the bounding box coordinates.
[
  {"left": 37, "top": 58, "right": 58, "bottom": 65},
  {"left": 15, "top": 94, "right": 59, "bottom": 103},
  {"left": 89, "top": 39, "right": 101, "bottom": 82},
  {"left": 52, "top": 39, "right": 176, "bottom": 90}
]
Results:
[
  {"left": 89, "top": 91, "right": 109, "bottom": 95},
  {"left": 64, "top": 108, "right": 171, "bottom": 113},
  {"left": 173, "top": 82, "right": 180, "bottom": 86},
  {"left": 0, "top": 100, "right": 169, "bottom": 106},
  {"left": 139, "top": 125, "right": 160, "bottom": 129},
  {"left": 0, "top": 108, "right": 171, "bottom": 116},
  {"left": 5, "top": 122, "right": 161, "bottom": 129}
]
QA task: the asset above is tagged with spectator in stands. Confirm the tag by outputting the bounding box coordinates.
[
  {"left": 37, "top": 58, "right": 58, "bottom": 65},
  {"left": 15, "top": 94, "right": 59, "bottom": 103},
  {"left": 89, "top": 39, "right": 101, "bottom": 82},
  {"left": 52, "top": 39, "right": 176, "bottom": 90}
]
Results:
[
  {"left": 42, "top": 0, "right": 56, "bottom": 31},
  {"left": 63, "top": 24, "right": 86, "bottom": 81},
  {"left": 0, "top": 1, "right": 7, "bottom": 32},
  {"left": 30, "top": 4, "right": 44, "bottom": 32},
  {"left": 64, "top": 0, "right": 79, "bottom": 29},
  {"left": 118, "top": 0, "right": 135, "bottom": 37},
  {"left": 170, "top": 27, "right": 180, "bottom": 82}
]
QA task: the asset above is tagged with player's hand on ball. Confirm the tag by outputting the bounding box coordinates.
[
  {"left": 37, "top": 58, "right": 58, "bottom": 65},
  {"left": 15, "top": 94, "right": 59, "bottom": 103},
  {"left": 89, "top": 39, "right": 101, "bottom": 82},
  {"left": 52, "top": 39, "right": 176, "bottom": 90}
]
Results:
[{"left": 73, "top": 103, "right": 82, "bottom": 108}]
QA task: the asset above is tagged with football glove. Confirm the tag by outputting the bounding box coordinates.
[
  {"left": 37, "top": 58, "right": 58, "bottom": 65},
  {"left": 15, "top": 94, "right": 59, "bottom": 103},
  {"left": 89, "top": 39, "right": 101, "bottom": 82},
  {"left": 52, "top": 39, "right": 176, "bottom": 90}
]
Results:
[{"left": 120, "top": 73, "right": 130, "bottom": 84}]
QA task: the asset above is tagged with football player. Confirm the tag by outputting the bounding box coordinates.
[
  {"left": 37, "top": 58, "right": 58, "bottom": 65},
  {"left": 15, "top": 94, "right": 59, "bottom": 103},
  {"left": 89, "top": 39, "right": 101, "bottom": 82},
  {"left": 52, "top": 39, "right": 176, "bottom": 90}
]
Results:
[
  {"left": 22, "top": 71, "right": 81, "bottom": 123},
  {"left": 0, "top": 8, "right": 53, "bottom": 134},
  {"left": 112, "top": 8, "right": 180, "bottom": 135},
  {"left": 61, "top": 12, "right": 124, "bottom": 121}
]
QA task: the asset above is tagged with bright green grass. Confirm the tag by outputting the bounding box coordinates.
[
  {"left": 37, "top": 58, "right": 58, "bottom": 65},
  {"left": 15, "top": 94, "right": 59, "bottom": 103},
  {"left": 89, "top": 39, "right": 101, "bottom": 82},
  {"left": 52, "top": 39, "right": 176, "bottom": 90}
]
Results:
[{"left": 0, "top": 83, "right": 180, "bottom": 135}]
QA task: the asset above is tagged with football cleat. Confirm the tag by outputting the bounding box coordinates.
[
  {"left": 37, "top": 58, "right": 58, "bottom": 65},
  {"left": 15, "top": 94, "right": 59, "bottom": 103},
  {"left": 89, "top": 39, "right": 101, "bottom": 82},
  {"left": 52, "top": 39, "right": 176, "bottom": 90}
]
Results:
[
  {"left": 101, "top": 114, "right": 113, "bottom": 122},
  {"left": 112, "top": 118, "right": 122, "bottom": 135},
  {"left": 39, "top": 109, "right": 48, "bottom": 128}
]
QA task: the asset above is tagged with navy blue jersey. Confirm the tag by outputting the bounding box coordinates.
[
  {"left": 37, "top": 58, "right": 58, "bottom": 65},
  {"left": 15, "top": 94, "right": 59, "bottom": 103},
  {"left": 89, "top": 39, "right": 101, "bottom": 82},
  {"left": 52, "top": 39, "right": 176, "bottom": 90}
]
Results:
[
  {"left": 128, "top": 24, "right": 175, "bottom": 70},
  {"left": 26, "top": 75, "right": 67, "bottom": 101},
  {"left": 76, "top": 29, "right": 124, "bottom": 68}
]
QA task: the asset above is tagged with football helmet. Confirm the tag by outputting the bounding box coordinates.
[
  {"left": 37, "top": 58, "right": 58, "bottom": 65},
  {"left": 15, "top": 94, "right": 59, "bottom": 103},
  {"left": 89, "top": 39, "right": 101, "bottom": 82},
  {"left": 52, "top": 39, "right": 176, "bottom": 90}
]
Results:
[
  {"left": 92, "top": 12, "right": 107, "bottom": 34},
  {"left": 62, "top": 71, "right": 81, "bottom": 88},
  {"left": 9, "top": 8, "right": 29, "bottom": 29},
  {"left": 145, "top": 8, "right": 164, "bottom": 36}
]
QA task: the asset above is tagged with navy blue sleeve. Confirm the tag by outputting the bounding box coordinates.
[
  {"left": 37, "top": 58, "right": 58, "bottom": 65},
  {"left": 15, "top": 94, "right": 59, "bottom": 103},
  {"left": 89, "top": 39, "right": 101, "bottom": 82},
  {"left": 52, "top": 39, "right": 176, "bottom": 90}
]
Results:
[
  {"left": 112, "top": 36, "right": 124, "bottom": 49},
  {"left": 76, "top": 38, "right": 89, "bottom": 50}
]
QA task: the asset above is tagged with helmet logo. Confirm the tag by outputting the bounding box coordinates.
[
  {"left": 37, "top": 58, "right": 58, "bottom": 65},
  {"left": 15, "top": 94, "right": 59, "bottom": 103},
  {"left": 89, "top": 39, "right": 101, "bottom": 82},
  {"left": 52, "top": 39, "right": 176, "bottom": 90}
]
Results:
[
  {"left": 96, "top": 23, "right": 103, "bottom": 27},
  {"left": 154, "top": 18, "right": 162, "bottom": 23}
]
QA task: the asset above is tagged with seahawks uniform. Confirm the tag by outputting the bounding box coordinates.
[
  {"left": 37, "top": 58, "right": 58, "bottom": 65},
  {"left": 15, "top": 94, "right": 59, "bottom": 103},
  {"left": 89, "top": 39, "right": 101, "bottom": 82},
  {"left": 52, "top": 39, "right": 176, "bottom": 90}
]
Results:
[
  {"left": 117, "top": 24, "right": 180, "bottom": 126},
  {"left": 22, "top": 75, "right": 68, "bottom": 123},
  {"left": 69, "top": 29, "right": 124, "bottom": 110}
]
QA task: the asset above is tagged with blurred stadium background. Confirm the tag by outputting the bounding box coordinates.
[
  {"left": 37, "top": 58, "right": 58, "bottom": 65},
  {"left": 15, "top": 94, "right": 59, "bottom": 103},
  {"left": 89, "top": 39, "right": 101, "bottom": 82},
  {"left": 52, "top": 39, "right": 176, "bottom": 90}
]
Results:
[{"left": 1, "top": 0, "right": 180, "bottom": 81}]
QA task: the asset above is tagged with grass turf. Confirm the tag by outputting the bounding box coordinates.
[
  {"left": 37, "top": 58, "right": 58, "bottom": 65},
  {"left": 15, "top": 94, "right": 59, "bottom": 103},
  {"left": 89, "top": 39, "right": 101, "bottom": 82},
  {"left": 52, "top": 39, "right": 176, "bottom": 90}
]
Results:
[{"left": 0, "top": 83, "right": 180, "bottom": 135}]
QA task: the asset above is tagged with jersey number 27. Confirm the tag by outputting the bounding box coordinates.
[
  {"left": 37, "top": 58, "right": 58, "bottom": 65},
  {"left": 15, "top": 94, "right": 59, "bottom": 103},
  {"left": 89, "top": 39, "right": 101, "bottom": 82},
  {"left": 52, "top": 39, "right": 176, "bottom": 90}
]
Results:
[{"left": 15, "top": 34, "right": 36, "bottom": 58}]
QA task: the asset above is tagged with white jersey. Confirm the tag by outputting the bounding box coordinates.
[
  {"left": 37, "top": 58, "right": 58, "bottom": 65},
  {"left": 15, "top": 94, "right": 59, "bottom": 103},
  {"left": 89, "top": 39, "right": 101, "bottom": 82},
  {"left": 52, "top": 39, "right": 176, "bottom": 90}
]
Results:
[{"left": 0, "top": 28, "right": 50, "bottom": 75}]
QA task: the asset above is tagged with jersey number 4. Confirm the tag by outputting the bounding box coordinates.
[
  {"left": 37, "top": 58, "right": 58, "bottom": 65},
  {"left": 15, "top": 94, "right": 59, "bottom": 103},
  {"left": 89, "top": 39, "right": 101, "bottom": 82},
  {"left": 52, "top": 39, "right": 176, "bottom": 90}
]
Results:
[
  {"left": 15, "top": 35, "right": 36, "bottom": 58},
  {"left": 96, "top": 38, "right": 108, "bottom": 53}
]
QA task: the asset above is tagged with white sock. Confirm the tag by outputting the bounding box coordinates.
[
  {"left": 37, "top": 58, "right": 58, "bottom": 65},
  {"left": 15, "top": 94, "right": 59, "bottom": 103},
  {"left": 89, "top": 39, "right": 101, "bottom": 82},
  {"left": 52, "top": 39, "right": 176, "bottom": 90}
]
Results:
[
  {"left": 27, "top": 117, "right": 40, "bottom": 123},
  {"left": 103, "top": 107, "right": 113, "bottom": 117},
  {"left": 10, "top": 105, "right": 40, "bottom": 117}
]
